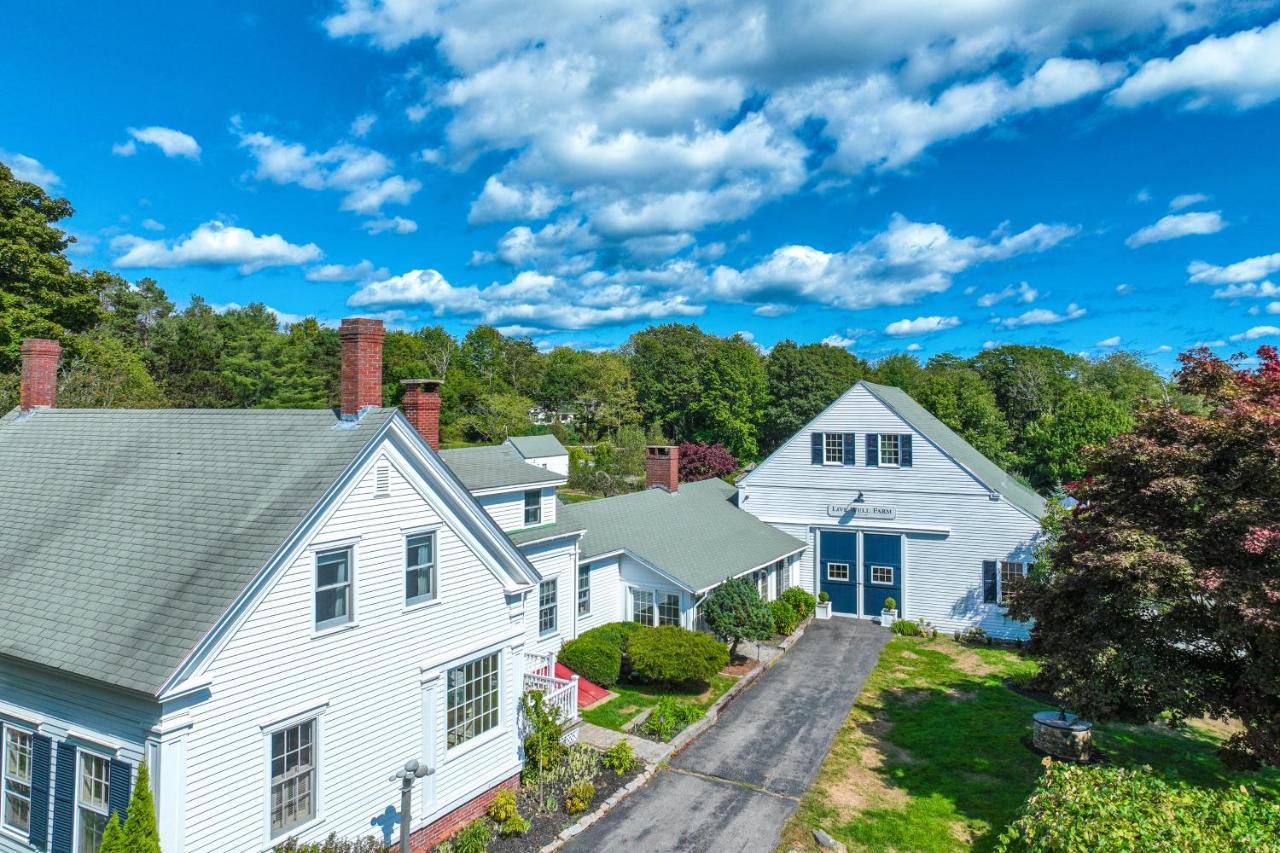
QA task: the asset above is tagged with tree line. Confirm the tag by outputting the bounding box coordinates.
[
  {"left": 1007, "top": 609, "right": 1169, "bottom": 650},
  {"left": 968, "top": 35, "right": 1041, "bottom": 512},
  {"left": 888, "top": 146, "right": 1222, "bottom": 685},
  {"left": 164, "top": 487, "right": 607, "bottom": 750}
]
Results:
[{"left": 2, "top": 161, "right": 1179, "bottom": 495}]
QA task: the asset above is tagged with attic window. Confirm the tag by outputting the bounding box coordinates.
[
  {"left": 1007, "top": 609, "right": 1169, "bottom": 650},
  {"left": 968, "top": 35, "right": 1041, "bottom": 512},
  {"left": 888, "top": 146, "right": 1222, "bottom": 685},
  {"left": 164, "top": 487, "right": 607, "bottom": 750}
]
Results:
[{"left": 375, "top": 464, "right": 390, "bottom": 497}]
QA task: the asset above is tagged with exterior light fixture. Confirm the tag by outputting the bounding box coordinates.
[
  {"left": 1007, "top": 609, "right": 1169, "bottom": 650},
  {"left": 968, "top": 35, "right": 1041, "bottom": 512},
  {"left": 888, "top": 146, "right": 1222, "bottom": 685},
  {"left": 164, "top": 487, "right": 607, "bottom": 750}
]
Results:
[{"left": 390, "top": 759, "right": 433, "bottom": 853}]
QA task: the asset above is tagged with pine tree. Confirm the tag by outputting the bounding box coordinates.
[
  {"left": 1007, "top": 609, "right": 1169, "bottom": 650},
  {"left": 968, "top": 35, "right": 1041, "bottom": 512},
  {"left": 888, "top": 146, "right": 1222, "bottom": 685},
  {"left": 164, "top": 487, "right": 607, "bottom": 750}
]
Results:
[
  {"left": 97, "top": 813, "right": 125, "bottom": 853},
  {"left": 121, "top": 763, "right": 161, "bottom": 853}
]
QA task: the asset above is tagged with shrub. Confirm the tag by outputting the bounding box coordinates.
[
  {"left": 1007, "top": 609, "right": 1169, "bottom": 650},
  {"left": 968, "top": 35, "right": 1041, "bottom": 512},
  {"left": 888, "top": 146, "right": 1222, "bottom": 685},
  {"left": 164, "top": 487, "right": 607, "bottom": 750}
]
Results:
[
  {"left": 779, "top": 587, "right": 816, "bottom": 619},
  {"left": 677, "top": 442, "right": 737, "bottom": 482},
  {"left": 891, "top": 619, "right": 922, "bottom": 636},
  {"left": 273, "top": 835, "right": 386, "bottom": 852},
  {"left": 995, "top": 760, "right": 1280, "bottom": 852},
  {"left": 486, "top": 789, "right": 529, "bottom": 837},
  {"left": 818, "top": 590, "right": 830, "bottom": 603},
  {"left": 769, "top": 599, "right": 801, "bottom": 636},
  {"left": 579, "top": 621, "right": 645, "bottom": 655},
  {"left": 601, "top": 740, "right": 638, "bottom": 775},
  {"left": 629, "top": 625, "right": 729, "bottom": 685},
  {"left": 564, "top": 780, "right": 596, "bottom": 815},
  {"left": 883, "top": 596, "right": 897, "bottom": 611},
  {"left": 641, "top": 696, "right": 705, "bottom": 741},
  {"left": 452, "top": 818, "right": 491, "bottom": 853},
  {"left": 521, "top": 691, "right": 565, "bottom": 782},
  {"left": 703, "top": 576, "right": 774, "bottom": 657},
  {"left": 557, "top": 635, "right": 622, "bottom": 687}
]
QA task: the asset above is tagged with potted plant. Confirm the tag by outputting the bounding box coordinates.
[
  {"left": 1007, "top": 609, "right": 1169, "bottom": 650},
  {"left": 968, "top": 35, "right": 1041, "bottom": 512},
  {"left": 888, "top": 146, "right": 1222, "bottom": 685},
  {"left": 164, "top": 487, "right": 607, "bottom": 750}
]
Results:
[
  {"left": 880, "top": 597, "right": 898, "bottom": 628},
  {"left": 815, "top": 591, "right": 832, "bottom": 620}
]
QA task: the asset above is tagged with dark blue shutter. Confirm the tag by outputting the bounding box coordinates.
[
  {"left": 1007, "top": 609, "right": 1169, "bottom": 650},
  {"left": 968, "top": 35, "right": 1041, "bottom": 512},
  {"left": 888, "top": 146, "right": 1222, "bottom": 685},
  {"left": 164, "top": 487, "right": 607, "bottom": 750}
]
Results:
[
  {"left": 29, "top": 734, "right": 52, "bottom": 850},
  {"left": 982, "top": 561, "right": 998, "bottom": 604},
  {"left": 810, "top": 432, "right": 823, "bottom": 464},
  {"left": 900, "top": 434, "right": 913, "bottom": 467},
  {"left": 865, "top": 434, "right": 879, "bottom": 467},
  {"left": 842, "top": 433, "right": 856, "bottom": 465},
  {"left": 108, "top": 759, "right": 131, "bottom": 826},
  {"left": 51, "top": 743, "right": 75, "bottom": 853}
]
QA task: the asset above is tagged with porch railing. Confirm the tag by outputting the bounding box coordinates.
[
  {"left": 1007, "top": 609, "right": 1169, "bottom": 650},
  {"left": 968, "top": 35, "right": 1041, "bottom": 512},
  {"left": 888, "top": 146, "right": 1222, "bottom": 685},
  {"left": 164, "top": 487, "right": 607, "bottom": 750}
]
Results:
[{"left": 522, "top": 650, "right": 578, "bottom": 723}]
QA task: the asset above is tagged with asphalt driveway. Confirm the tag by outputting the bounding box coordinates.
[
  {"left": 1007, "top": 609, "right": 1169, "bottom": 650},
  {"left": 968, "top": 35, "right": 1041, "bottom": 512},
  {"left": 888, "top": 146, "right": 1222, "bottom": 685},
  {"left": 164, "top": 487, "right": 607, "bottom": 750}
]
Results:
[{"left": 564, "top": 617, "right": 889, "bottom": 852}]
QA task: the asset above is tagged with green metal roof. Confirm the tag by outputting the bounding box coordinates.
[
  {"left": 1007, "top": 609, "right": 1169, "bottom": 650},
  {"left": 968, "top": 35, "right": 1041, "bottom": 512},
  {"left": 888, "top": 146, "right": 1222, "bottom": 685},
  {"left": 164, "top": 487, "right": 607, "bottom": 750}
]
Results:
[
  {"left": 438, "top": 445, "right": 564, "bottom": 492},
  {"left": 505, "top": 434, "right": 568, "bottom": 459},
  {"left": 0, "top": 406, "right": 395, "bottom": 696},
  {"left": 509, "top": 478, "right": 805, "bottom": 592},
  {"left": 859, "top": 381, "right": 1047, "bottom": 520}
]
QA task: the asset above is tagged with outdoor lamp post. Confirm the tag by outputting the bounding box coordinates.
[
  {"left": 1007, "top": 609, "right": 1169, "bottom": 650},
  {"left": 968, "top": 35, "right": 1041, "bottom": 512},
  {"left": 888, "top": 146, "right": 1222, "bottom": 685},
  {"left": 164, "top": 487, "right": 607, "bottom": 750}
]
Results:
[{"left": 390, "top": 759, "right": 432, "bottom": 853}]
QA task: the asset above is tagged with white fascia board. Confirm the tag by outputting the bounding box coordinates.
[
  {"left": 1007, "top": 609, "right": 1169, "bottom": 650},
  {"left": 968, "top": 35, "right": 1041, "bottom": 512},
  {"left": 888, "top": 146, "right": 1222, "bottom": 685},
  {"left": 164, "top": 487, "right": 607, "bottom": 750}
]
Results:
[
  {"left": 469, "top": 479, "right": 567, "bottom": 497},
  {"left": 694, "top": 545, "right": 809, "bottom": 594},
  {"left": 513, "top": 528, "right": 585, "bottom": 549}
]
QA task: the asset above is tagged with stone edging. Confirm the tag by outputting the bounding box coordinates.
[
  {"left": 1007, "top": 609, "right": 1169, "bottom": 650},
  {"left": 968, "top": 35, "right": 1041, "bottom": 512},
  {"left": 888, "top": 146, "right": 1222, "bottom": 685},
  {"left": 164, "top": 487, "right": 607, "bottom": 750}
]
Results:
[{"left": 538, "top": 615, "right": 815, "bottom": 851}]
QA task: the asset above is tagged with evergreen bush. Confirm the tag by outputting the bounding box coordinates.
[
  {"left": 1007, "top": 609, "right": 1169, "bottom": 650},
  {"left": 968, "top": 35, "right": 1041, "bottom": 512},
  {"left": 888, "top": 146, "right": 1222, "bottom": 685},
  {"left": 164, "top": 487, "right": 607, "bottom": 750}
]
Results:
[
  {"left": 578, "top": 621, "right": 645, "bottom": 655},
  {"left": 702, "top": 576, "right": 773, "bottom": 657},
  {"left": 779, "top": 587, "right": 816, "bottom": 618},
  {"left": 628, "top": 625, "right": 728, "bottom": 685},
  {"left": 557, "top": 635, "right": 622, "bottom": 687}
]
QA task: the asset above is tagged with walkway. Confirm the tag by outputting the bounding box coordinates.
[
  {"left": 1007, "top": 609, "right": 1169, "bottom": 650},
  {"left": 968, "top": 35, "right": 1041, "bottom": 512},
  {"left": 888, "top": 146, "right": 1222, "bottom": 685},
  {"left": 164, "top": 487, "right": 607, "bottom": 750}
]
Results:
[{"left": 564, "top": 618, "right": 889, "bottom": 852}]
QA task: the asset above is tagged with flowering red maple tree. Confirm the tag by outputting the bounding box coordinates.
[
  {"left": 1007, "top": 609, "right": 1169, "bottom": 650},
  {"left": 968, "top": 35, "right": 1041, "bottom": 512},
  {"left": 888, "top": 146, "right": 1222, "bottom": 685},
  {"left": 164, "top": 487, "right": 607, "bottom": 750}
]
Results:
[{"left": 1009, "top": 346, "right": 1280, "bottom": 766}]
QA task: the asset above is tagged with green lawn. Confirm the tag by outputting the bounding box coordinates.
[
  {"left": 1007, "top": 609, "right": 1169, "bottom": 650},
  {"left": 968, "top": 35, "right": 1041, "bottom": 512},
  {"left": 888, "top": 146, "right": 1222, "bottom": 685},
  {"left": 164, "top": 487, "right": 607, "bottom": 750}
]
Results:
[
  {"left": 558, "top": 490, "right": 599, "bottom": 504},
  {"left": 582, "top": 673, "right": 738, "bottom": 731},
  {"left": 782, "top": 636, "right": 1280, "bottom": 852}
]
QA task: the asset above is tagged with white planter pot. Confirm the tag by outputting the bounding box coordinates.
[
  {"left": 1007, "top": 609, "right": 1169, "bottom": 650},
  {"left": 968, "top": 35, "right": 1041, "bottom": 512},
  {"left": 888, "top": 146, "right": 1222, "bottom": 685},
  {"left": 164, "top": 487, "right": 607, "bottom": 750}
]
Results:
[
  {"left": 881, "top": 609, "right": 898, "bottom": 627},
  {"left": 815, "top": 601, "right": 832, "bottom": 620}
]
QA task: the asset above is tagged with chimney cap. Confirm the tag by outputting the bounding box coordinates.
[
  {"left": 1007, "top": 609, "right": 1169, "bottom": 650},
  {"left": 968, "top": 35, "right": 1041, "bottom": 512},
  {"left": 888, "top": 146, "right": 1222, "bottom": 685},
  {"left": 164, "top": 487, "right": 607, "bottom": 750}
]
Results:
[
  {"left": 338, "top": 317, "right": 386, "bottom": 338},
  {"left": 646, "top": 445, "right": 677, "bottom": 455},
  {"left": 401, "top": 378, "right": 444, "bottom": 391}
]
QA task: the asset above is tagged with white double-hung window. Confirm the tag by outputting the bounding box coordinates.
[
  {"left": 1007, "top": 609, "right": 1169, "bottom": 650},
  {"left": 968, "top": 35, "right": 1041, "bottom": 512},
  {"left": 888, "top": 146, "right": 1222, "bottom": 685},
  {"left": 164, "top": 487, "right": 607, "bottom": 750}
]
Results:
[
  {"left": 577, "top": 564, "right": 591, "bottom": 615},
  {"left": 315, "top": 548, "right": 353, "bottom": 630},
  {"left": 539, "top": 579, "right": 558, "bottom": 635},
  {"left": 447, "top": 653, "right": 501, "bottom": 749},
  {"left": 878, "top": 433, "right": 901, "bottom": 466},
  {"left": 405, "top": 532, "right": 437, "bottom": 606},
  {"left": 2, "top": 728, "right": 32, "bottom": 836},
  {"left": 823, "top": 433, "right": 845, "bottom": 464},
  {"left": 269, "top": 718, "right": 316, "bottom": 837},
  {"left": 524, "top": 490, "right": 542, "bottom": 526},
  {"left": 76, "top": 752, "right": 110, "bottom": 853}
]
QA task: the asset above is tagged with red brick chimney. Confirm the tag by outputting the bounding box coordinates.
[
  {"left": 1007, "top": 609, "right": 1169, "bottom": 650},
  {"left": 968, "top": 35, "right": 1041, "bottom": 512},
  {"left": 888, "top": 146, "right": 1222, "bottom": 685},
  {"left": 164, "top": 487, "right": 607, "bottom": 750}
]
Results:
[
  {"left": 401, "top": 379, "right": 443, "bottom": 451},
  {"left": 20, "top": 338, "right": 60, "bottom": 411},
  {"left": 645, "top": 445, "right": 679, "bottom": 492},
  {"left": 339, "top": 318, "right": 385, "bottom": 419}
]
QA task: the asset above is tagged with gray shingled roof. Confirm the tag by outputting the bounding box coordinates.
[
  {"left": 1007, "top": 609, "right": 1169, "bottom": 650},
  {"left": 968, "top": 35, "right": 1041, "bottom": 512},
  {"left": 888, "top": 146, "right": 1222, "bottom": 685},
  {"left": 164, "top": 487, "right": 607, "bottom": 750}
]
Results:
[
  {"left": 438, "top": 445, "right": 564, "bottom": 491},
  {"left": 509, "top": 479, "right": 805, "bottom": 592},
  {"left": 506, "top": 434, "right": 568, "bottom": 459},
  {"left": 0, "top": 407, "right": 395, "bottom": 696},
  {"left": 860, "top": 381, "right": 1047, "bottom": 520}
]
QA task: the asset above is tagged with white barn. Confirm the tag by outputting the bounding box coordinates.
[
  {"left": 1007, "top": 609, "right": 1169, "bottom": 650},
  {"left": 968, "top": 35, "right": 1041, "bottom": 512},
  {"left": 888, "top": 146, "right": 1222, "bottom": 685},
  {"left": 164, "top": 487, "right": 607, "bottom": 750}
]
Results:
[{"left": 738, "top": 380, "right": 1046, "bottom": 639}]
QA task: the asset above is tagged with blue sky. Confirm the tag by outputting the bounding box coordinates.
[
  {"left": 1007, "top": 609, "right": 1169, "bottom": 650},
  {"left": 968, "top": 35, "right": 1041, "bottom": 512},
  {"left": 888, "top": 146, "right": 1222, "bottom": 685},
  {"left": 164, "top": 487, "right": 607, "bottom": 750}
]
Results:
[{"left": 4, "top": 1, "right": 1280, "bottom": 365}]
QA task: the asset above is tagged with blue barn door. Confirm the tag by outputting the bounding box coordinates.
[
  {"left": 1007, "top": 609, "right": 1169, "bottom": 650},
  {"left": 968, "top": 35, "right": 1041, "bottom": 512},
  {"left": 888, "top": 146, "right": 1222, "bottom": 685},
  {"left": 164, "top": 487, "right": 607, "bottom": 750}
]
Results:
[
  {"left": 861, "top": 533, "right": 902, "bottom": 618},
  {"left": 818, "top": 531, "right": 858, "bottom": 615}
]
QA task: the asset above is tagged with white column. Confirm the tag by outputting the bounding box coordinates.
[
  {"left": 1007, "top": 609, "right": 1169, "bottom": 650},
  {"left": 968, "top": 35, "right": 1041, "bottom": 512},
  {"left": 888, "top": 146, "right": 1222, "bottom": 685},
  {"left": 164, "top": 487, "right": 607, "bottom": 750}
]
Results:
[{"left": 153, "top": 715, "right": 192, "bottom": 853}]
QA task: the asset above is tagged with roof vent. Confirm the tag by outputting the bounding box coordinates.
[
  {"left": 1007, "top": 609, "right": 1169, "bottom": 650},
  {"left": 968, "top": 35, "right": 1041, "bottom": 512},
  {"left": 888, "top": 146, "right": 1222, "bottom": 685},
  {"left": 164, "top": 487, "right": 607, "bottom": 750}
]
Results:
[{"left": 375, "top": 463, "right": 390, "bottom": 497}]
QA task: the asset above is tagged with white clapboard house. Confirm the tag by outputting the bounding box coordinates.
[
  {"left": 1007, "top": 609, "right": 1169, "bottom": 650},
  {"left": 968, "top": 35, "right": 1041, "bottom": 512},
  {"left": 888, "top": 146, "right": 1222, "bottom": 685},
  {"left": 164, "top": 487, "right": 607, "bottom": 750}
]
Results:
[
  {"left": 738, "top": 380, "right": 1046, "bottom": 638},
  {"left": 0, "top": 320, "right": 803, "bottom": 853}
]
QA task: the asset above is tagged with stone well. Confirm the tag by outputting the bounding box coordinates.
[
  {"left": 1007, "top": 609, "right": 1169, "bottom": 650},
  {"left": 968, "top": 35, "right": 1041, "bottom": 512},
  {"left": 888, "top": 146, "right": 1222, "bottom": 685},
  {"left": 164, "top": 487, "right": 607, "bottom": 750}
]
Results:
[{"left": 1032, "top": 711, "right": 1093, "bottom": 761}]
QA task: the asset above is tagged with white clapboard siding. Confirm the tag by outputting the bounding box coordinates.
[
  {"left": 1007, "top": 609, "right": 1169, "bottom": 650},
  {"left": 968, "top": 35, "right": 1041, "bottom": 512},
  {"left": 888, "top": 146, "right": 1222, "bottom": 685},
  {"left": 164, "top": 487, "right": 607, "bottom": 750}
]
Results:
[
  {"left": 476, "top": 487, "right": 556, "bottom": 532},
  {"left": 518, "top": 538, "right": 578, "bottom": 656},
  {"left": 741, "top": 383, "right": 1042, "bottom": 638},
  {"left": 574, "top": 556, "right": 623, "bottom": 634},
  {"left": 177, "top": 442, "right": 526, "bottom": 853}
]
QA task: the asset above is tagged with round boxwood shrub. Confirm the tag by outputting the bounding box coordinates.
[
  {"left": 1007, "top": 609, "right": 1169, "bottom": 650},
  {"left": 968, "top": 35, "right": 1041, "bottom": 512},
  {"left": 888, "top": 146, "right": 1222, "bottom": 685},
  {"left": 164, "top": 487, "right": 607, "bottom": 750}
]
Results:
[
  {"left": 628, "top": 625, "right": 728, "bottom": 685},
  {"left": 779, "top": 587, "right": 816, "bottom": 619},
  {"left": 579, "top": 621, "right": 645, "bottom": 655},
  {"left": 769, "top": 599, "right": 800, "bottom": 636},
  {"left": 557, "top": 635, "right": 622, "bottom": 687}
]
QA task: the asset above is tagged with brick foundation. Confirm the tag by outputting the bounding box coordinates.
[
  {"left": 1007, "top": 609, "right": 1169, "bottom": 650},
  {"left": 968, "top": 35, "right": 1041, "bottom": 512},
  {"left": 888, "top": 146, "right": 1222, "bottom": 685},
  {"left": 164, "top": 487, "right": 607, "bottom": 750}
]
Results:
[{"left": 409, "top": 773, "right": 519, "bottom": 851}]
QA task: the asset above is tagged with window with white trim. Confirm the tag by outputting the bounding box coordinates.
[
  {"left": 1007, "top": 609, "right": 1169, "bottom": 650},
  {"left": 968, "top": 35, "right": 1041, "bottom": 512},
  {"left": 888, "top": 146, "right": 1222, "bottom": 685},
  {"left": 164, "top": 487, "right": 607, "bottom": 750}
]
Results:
[
  {"left": 76, "top": 752, "right": 110, "bottom": 853},
  {"left": 879, "top": 433, "right": 901, "bottom": 466},
  {"left": 2, "top": 728, "right": 32, "bottom": 836},
  {"left": 998, "top": 561, "right": 1028, "bottom": 604},
  {"left": 538, "top": 579, "right": 558, "bottom": 634},
  {"left": 315, "top": 548, "right": 353, "bottom": 630},
  {"left": 827, "top": 562, "right": 850, "bottom": 582},
  {"left": 577, "top": 564, "right": 590, "bottom": 615},
  {"left": 269, "top": 719, "right": 316, "bottom": 836},
  {"left": 524, "top": 490, "right": 542, "bottom": 526},
  {"left": 751, "top": 569, "right": 768, "bottom": 601},
  {"left": 446, "top": 653, "right": 500, "bottom": 749},
  {"left": 405, "top": 533, "right": 436, "bottom": 606},
  {"left": 870, "top": 564, "right": 894, "bottom": 585},
  {"left": 823, "top": 433, "right": 844, "bottom": 464},
  {"left": 658, "top": 592, "right": 680, "bottom": 626},
  {"left": 631, "top": 589, "right": 655, "bottom": 625}
]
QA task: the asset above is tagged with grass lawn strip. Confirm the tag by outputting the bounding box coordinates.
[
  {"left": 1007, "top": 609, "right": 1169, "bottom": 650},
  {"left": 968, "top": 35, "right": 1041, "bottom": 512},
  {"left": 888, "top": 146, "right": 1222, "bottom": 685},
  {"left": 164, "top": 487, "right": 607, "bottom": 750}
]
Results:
[
  {"left": 581, "top": 673, "right": 738, "bottom": 733},
  {"left": 780, "top": 636, "right": 1280, "bottom": 852}
]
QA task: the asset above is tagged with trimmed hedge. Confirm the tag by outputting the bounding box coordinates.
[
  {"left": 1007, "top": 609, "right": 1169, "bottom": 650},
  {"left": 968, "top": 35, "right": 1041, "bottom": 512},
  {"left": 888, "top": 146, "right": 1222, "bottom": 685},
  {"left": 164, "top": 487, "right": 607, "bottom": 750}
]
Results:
[
  {"left": 557, "top": 635, "right": 622, "bottom": 687},
  {"left": 769, "top": 599, "right": 801, "bottom": 636},
  {"left": 779, "top": 586, "right": 816, "bottom": 619},
  {"left": 579, "top": 621, "right": 645, "bottom": 654},
  {"left": 628, "top": 625, "right": 728, "bottom": 685},
  {"left": 995, "top": 760, "right": 1280, "bottom": 852}
]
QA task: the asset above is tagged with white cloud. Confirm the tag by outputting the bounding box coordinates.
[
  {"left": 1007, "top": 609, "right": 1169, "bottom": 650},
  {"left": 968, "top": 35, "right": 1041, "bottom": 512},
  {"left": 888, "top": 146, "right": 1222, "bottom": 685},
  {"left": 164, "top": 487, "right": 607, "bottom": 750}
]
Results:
[
  {"left": 361, "top": 216, "right": 418, "bottom": 235},
  {"left": 753, "top": 303, "right": 796, "bottom": 318},
  {"left": 1096, "top": 335, "right": 1121, "bottom": 347},
  {"left": 111, "top": 220, "right": 322, "bottom": 274},
  {"left": 1210, "top": 281, "right": 1280, "bottom": 300},
  {"left": 822, "top": 333, "right": 859, "bottom": 349},
  {"left": 350, "top": 113, "right": 377, "bottom": 137},
  {"left": 0, "top": 151, "right": 60, "bottom": 187},
  {"left": 141, "top": 218, "right": 165, "bottom": 231},
  {"left": 305, "top": 259, "right": 389, "bottom": 282},
  {"left": 1193, "top": 339, "right": 1226, "bottom": 348},
  {"left": 468, "top": 177, "right": 564, "bottom": 224},
  {"left": 1115, "top": 282, "right": 1135, "bottom": 295},
  {"left": 976, "top": 280, "right": 1037, "bottom": 307},
  {"left": 1188, "top": 252, "right": 1280, "bottom": 285},
  {"left": 905, "top": 342, "right": 923, "bottom": 352},
  {"left": 113, "top": 126, "right": 201, "bottom": 160},
  {"left": 1152, "top": 344, "right": 1173, "bottom": 353},
  {"left": 1111, "top": 19, "right": 1280, "bottom": 110},
  {"left": 1169, "top": 192, "right": 1209, "bottom": 210},
  {"left": 210, "top": 301, "right": 310, "bottom": 327},
  {"left": 1125, "top": 210, "right": 1226, "bottom": 248},
  {"left": 1230, "top": 325, "right": 1280, "bottom": 342},
  {"left": 996, "top": 303, "right": 1087, "bottom": 328},
  {"left": 1133, "top": 187, "right": 1152, "bottom": 203},
  {"left": 884, "top": 315, "right": 960, "bottom": 336}
]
